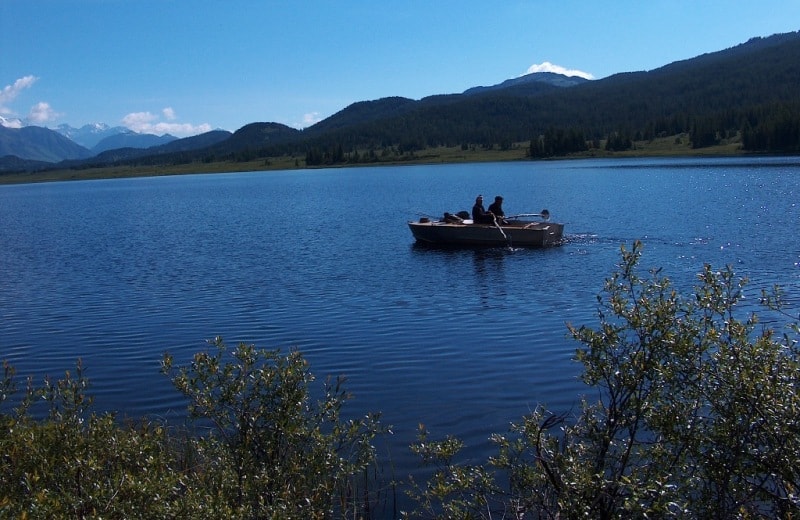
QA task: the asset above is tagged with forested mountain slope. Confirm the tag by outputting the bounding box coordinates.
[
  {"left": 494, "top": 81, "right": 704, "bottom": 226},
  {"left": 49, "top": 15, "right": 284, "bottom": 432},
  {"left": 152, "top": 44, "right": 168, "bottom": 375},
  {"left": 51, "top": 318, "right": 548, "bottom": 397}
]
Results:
[{"left": 3, "top": 31, "right": 798, "bottom": 174}]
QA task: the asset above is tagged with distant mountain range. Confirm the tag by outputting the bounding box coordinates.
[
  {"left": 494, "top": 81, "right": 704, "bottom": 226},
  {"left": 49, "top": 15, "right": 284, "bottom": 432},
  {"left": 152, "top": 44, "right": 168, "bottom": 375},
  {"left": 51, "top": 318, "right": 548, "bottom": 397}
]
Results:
[
  {"left": 54, "top": 123, "right": 127, "bottom": 149},
  {"left": 2, "top": 30, "right": 799, "bottom": 174},
  {"left": 0, "top": 122, "right": 224, "bottom": 167},
  {"left": 50, "top": 123, "right": 177, "bottom": 153}
]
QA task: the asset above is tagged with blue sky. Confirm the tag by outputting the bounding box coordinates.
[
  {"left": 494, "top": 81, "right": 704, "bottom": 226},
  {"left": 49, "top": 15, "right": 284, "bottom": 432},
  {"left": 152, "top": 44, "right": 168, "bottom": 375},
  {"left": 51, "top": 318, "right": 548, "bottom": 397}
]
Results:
[{"left": 2, "top": 1, "right": 799, "bottom": 137}]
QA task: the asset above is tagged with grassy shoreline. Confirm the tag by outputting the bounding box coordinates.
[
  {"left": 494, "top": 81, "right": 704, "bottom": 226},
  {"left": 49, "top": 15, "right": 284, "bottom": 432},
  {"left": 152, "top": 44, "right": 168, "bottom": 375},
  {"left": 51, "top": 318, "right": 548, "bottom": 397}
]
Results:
[{"left": 0, "top": 134, "right": 772, "bottom": 186}]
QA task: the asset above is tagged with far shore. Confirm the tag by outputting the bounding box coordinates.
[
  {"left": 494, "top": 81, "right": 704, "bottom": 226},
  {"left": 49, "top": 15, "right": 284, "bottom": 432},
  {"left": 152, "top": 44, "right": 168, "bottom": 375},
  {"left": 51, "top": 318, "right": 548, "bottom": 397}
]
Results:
[{"left": 0, "top": 134, "right": 786, "bottom": 186}]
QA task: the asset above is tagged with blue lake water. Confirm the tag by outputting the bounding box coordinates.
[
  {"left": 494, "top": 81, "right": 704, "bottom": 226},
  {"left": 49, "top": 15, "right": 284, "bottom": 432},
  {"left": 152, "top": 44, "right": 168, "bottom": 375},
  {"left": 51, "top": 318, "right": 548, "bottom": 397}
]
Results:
[{"left": 1, "top": 157, "right": 799, "bottom": 488}]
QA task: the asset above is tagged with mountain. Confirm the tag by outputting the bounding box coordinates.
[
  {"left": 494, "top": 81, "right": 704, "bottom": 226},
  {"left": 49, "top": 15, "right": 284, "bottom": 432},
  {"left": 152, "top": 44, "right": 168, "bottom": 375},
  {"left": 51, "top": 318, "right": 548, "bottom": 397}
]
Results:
[
  {"left": 57, "top": 129, "right": 234, "bottom": 166},
  {"left": 0, "top": 123, "right": 179, "bottom": 162},
  {"left": 2, "top": 30, "right": 799, "bottom": 174},
  {"left": 463, "top": 71, "right": 589, "bottom": 95},
  {"left": 225, "top": 123, "right": 302, "bottom": 149},
  {"left": 291, "top": 31, "right": 800, "bottom": 154},
  {"left": 302, "top": 97, "right": 417, "bottom": 136},
  {"left": 0, "top": 116, "right": 24, "bottom": 129},
  {"left": 154, "top": 129, "right": 233, "bottom": 153},
  {"left": 91, "top": 131, "right": 178, "bottom": 154},
  {"left": 302, "top": 73, "right": 589, "bottom": 138},
  {"left": 55, "top": 123, "right": 129, "bottom": 149},
  {"left": 0, "top": 125, "right": 91, "bottom": 163},
  {"left": 0, "top": 154, "right": 53, "bottom": 174},
  {"left": 195, "top": 123, "right": 302, "bottom": 159}
]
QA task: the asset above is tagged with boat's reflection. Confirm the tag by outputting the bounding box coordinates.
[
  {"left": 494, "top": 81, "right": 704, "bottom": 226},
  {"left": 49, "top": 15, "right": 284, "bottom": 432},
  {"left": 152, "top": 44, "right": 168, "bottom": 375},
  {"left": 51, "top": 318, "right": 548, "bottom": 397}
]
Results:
[{"left": 411, "top": 243, "right": 512, "bottom": 308}]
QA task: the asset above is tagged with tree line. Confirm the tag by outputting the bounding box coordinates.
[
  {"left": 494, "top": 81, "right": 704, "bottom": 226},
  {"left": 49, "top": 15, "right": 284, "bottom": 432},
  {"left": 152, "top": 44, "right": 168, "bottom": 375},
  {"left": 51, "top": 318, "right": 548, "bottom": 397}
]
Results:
[
  {"left": 286, "top": 33, "right": 800, "bottom": 161},
  {"left": 12, "top": 33, "right": 800, "bottom": 176}
]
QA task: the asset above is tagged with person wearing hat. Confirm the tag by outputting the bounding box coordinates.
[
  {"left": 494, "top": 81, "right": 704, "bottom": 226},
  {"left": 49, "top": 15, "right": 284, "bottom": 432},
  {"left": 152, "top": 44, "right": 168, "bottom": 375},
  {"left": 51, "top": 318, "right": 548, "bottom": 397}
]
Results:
[{"left": 471, "top": 194, "right": 496, "bottom": 224}]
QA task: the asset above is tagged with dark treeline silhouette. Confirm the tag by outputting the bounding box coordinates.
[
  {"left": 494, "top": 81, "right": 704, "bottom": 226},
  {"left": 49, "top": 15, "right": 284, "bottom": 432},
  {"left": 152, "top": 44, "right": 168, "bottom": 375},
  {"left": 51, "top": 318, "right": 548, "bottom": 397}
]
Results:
[{"left": 254, "top": 31, "right": 800, "bottom": 162}]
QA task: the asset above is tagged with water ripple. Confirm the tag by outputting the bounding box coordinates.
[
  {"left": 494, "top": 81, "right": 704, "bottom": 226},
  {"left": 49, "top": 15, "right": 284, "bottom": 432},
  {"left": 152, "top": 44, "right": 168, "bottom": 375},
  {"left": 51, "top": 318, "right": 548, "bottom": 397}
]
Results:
[{"left": 1, "top": 159, "right": 798, "bottom": 481}]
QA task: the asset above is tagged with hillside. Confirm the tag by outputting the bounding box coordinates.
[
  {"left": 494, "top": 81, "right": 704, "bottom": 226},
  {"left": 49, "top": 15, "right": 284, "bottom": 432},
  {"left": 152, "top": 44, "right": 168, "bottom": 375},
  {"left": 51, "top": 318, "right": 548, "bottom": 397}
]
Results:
[
  {"left": 297, "top": 31, "right": 800, "bottom": 156},
  {"left": 0, "top": 125, "right": 91, "bottom": 163},
  {"left": 91, "top": 132, "right": 178, "bottom": 154},
  {"left": 2, "top": 31, "right": 799, "bottom": 175},
  {"left": 238, "top": 30, "right": 800, "bottom": 162},
  {"left": 53, "top": 130, "right": 234, "bottom": 169}
]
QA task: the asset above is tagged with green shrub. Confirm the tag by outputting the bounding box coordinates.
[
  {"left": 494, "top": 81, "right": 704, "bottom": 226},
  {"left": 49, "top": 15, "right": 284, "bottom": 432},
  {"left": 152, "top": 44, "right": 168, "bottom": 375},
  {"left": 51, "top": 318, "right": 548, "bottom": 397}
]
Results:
[
  {"left": 407, "top": 241, "right": 800, "bottom": 519},
  {"left": 1, "top": 342, "right": 384, "bottom": 519},
  {"left": 162, "top": 338, "right": 385, "bottom": 518},
  {"left": 0, "top": 361, "right": 187, "bottom": 518}
]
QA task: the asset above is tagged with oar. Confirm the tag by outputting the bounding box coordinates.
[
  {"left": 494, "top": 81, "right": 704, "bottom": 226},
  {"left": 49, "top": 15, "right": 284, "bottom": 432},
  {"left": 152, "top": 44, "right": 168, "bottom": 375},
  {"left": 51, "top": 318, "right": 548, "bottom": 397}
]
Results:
[
  {"left": 490, "top": 214, "right": 513, "bottom": 248},
  {"left": 491, "top": 216, "right": 507, "bottom": 238},
  {"left": 507, "top": 209, "right": 550, "bottom": 220}
]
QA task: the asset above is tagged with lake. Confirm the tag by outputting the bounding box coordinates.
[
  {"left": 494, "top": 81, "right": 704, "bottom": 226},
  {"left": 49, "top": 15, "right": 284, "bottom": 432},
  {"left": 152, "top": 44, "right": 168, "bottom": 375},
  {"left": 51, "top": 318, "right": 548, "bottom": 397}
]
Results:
[{"left": 1, "top": 156, "right": 799, "bottom": 494}]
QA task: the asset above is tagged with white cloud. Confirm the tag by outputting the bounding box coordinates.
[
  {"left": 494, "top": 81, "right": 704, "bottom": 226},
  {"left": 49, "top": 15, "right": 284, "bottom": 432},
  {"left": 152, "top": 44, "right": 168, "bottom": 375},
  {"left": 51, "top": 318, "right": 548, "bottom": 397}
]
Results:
[
  {"left": 1, "top": 75, "right": 40, "bottom": 119},
  {"left": 295, "top": 111, "right": 322, "bottom": 129},
  {"left": 524, "top": 62, "right": 595, "bottom": 80},
  {"left": 121, "top": 108, "right": 211, "bottom": 137},
  {"left": 0, "top": 75, "right": 38, "bottom": 108},
  {"left": 28, "top": 101, "right": 62, "bottom": 124},
  {"left": 122, "top": 111, "right": 158, "bottom": 128},
  {"left": 0, "top": 76, "right": 64, "bottom": 126}
]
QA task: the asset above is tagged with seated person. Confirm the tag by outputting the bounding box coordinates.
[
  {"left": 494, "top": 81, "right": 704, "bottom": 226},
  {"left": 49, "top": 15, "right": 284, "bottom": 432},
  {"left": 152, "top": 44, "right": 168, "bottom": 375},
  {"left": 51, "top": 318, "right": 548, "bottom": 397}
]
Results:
[
  {"left": 487, "top": 196, "right": 504, "bottom": 216},
  {"left": 471, "top": 195, "right": 496, "bottom": 224},
  {"left": 487, "top": 195, "right": 507, "bottom": 224}
]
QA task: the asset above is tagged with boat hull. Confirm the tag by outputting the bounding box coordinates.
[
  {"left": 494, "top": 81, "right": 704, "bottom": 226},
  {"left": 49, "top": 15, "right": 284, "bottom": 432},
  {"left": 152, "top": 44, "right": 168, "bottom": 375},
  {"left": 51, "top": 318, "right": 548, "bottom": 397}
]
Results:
[{"left": 408, "top": 219, "right": 564, "bottom": 247}]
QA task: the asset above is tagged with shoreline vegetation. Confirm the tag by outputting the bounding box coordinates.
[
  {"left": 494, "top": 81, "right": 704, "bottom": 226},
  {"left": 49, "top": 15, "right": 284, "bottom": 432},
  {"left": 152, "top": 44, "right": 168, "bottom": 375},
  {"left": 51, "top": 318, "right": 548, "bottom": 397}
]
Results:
[
  {"left": 0, "top": 133, "right": 778, "bottom": 186},
  {"left": 2, "top": 244, "right": 799, "bottom": 517}
]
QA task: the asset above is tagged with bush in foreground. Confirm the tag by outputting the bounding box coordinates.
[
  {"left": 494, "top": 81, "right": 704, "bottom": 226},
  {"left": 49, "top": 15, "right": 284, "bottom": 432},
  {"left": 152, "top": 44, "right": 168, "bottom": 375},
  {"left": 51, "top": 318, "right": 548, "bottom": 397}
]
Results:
[
  {"left": 161, "top": 339, "right": 384, "bottom": 518},
  {"left": 1, "top": 340, "right": 383, "bottom": 519},
  {"left": 2, "top": 242, "right": 798, "bottom": 518},
  {"left": 407, "top": 241, "right": 800, "bottom": 519}
]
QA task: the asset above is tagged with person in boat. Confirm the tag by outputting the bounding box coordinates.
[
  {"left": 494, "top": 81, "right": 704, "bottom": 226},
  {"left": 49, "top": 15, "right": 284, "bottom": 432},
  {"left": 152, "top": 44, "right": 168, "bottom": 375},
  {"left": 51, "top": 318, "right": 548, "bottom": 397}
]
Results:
[
  {"left": 472, "top": 195, "right": 496, "bottom": 224},
  {"left": 487, "top": 195, "right": 508, "bottom": 224}
]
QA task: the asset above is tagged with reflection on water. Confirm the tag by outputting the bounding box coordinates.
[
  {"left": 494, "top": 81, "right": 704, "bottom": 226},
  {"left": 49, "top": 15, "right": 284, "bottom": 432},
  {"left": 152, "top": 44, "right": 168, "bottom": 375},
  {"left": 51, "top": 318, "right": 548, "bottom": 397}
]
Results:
[
  {"left": 411, "top": 244, "right": 515, "bottom": 308},
  {"left": 471, "top": 249, "right": 508, "bottom": 308}
]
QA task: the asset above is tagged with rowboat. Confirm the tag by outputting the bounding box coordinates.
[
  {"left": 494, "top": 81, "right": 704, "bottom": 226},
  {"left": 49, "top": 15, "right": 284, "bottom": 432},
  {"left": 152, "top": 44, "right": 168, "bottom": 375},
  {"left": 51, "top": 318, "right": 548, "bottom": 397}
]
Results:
[{"left": 408, "top": 210, "right": 564, "bottom": 248}]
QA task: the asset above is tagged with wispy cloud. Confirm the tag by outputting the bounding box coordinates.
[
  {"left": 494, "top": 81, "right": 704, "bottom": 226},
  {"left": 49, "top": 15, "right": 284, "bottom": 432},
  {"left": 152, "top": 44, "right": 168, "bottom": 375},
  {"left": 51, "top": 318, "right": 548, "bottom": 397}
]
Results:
[
  {"left": 0, "top": 75, "right": 39, "bottom": 116},
  {"left": 524, "top": 62, "right": 595, "bottom": 80},
  {"left": 121, "top": 107, "right": 211, "bottom": 137},
  {"left": 0, "top": 75, "right": 37, "bottom": 105}
]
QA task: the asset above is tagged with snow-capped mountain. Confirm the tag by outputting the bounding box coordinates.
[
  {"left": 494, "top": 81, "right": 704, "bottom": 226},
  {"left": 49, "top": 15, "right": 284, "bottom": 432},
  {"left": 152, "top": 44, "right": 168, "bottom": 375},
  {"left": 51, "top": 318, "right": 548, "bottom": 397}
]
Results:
[
  {"left": 55, "top": 123, "right": 130, "bottom": 149},
  {"left": 0, "top": 115, "right": 25, "bottom": 129},
  {"left": 0, "top": 122, "right": 181, "bottom": 163}
]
